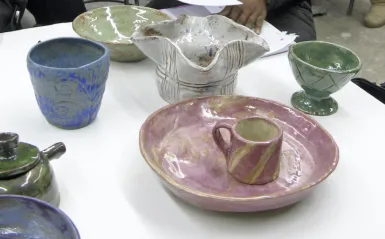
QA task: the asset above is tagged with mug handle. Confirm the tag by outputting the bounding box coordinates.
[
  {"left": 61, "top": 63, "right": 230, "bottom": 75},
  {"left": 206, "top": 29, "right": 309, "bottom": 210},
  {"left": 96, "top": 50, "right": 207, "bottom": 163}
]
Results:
[{"left": 212, "top": 123, "right": 233, "bottom": 156}]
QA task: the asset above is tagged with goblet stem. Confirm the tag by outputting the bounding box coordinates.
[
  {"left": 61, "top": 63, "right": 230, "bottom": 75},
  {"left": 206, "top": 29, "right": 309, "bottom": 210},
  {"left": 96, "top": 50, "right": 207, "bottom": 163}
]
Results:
[{"left": 291, "top": 91, "right": 338, "bottom": 116}]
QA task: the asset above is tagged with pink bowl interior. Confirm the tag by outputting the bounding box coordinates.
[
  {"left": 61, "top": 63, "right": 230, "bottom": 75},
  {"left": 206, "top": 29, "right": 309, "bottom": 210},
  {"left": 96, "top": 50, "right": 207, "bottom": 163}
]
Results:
[{"left": 140, "top": 96, "right": 338, "bottom": 199}]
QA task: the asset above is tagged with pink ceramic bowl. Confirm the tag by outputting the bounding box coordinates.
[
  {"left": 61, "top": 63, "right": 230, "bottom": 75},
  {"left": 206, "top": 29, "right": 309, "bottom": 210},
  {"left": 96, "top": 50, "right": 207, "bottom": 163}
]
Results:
[{"left": 139, "top": 96, "right": 339, "bottom": 212}]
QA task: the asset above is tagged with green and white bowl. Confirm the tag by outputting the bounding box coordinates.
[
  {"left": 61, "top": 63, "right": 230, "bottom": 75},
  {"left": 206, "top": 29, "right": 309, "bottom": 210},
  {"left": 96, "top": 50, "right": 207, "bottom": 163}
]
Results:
[
  {"left": 288, "top": 41, "right": 362, "bottom": 116},
  {"left": 72, "top": 5, "right": 171, "bottom": 62}
]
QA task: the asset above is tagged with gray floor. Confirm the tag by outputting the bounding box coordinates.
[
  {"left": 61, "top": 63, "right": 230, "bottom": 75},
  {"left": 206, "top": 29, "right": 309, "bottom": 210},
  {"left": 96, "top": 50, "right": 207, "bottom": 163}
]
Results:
[
  {"left": 314, "top": 0, "right": 385, "bottom": 84},
  {"left": 21, "top": 0, "right": 384, "bottom": 83}
]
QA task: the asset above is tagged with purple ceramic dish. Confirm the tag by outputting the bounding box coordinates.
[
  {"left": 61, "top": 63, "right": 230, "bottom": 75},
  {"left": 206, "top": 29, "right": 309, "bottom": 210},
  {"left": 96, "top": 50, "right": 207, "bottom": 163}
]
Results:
[{"left": 139, "top": 96, "right": 339, "bottom": 212}]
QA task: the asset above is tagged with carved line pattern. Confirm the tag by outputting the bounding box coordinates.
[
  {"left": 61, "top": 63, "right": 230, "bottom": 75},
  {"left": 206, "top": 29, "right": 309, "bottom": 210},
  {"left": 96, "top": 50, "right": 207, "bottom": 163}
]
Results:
[{"left": 27, "top": 60, "right": 109, "bottom": 128}]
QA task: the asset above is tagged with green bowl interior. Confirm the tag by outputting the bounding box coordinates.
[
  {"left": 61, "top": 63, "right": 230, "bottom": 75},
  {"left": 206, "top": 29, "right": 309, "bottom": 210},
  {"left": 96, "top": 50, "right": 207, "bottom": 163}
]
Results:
[
  {"left": 73, "top": 5, "right": 171, "bottom": 44},
  {"left": 292, "top": 42, "right": 360, "bottom": 71}
]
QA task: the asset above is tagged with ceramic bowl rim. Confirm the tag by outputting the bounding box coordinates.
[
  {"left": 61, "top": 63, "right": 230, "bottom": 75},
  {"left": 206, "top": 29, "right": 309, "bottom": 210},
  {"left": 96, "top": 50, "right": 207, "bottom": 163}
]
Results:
[
  {"left": 0, "top": 195, "right": 81, "bottom": 238},
  {"left": 289, "top": 40, "right": 362, "bottom": 74},
  {"left": 131, "top": 14, "right": 270, "bottom": 72},
  {"left": 27, "top": 37, "right": 109, "bottom": 71},
  {"left": 72, "top": 5, "right": 172, "bottom": 46},
  {"left": 139, "top": 95, "right": 340, "bottom": 202}
]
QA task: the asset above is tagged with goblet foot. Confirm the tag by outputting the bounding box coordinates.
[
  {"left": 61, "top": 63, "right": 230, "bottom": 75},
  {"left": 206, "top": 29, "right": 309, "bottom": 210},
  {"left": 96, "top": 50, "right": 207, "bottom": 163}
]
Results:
[{"left": 291, "top": 91, "right": 338, "bottom": 116}]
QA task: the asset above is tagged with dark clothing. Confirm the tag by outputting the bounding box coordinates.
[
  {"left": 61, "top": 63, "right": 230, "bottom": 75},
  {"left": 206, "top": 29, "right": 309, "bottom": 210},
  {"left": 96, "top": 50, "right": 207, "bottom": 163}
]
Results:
[
  {"left": 267, "top": 0, "right": 316, "bottom": 42},
  {"left": 27, "top": 0, "right": 86, "bottom": 25},
  {"left": 0, "top": 0, "right": 86, "bottom": 32},
  {"left": 146, "top": 0, "right": 316, "bottom": 42},
  {"left": 146, "top": 0, "right": 185, "bottom": 8},
  {"left": 0, "top": 0, "right": 27, "bottom": 32}
]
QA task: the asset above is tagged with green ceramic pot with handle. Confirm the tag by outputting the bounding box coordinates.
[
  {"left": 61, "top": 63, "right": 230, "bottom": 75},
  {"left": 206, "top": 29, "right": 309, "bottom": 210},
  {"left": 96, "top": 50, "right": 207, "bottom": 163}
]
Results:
[
  {"left": 288, "top": 41, "right": 362, "bottom": 116},
  {"left": 0, "top": 132, "right": 66, "bottom": 207},
  {"left": 72, "top": 5, "right": 171, "bottom": 62}
]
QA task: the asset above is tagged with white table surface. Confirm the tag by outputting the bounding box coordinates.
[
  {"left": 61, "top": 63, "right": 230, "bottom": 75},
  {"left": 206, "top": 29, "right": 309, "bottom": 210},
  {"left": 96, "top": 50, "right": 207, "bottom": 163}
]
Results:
[{"left": 1, "top": 23, "right": 385, "bottom": 239}]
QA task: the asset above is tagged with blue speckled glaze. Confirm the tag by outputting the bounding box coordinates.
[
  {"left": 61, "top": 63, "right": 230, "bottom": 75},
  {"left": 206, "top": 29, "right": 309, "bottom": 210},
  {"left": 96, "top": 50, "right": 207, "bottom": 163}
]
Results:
[
  {"left": 0, "top": 195, "right": 80, "bottom": 239},
  {"left": 27, "top": 37, "right": 110, "bottom": 130}
]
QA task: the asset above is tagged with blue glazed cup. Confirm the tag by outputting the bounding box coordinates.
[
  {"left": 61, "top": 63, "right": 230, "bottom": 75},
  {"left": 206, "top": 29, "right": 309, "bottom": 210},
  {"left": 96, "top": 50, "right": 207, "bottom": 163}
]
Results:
[{"left": 27, "top": 37, "right": 110, "bottom": 130}]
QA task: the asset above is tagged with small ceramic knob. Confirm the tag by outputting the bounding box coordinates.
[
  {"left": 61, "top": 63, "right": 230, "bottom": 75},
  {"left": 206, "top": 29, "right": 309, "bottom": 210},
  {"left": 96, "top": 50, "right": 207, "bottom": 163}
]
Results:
[{"left": 0, "top": 133, "right": 19, "bottom": 158}]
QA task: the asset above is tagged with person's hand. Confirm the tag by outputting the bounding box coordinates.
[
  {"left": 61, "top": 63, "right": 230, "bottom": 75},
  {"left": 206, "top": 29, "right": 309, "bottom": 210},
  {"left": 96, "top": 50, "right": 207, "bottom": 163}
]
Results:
[{"left": 219, "top": 0, "right": 267, "bottom": 34}]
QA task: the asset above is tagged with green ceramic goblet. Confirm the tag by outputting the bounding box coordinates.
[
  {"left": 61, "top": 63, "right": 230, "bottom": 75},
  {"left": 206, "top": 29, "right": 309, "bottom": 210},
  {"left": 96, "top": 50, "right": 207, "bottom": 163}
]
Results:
[{"left": 288, "top": 41, "right": 362, "bottom": 116}]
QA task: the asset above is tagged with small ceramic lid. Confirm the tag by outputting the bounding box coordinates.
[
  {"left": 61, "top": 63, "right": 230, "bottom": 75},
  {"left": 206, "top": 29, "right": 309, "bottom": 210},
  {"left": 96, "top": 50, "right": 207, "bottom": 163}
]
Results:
[{"left": 0, "top": 133, "right": 40, "bottom": 179}]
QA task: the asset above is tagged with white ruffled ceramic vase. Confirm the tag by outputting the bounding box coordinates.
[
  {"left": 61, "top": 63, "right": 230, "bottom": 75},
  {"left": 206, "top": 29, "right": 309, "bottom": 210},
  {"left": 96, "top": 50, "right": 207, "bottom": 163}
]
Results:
[{"left": 131, "top": 14, "right": 269, "bottom": 104}]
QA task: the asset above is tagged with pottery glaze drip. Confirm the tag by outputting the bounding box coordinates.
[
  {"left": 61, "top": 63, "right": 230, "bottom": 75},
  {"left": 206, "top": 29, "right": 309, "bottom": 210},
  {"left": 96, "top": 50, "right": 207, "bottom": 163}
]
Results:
[{"left": 131, "top": 15, "right": 270, "bottom": 103}]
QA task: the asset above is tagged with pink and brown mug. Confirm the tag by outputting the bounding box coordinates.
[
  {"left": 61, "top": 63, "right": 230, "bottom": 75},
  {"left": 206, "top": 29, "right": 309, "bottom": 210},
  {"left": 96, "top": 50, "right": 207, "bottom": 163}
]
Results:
[{"left": 212, "top": 117, "right": 283, "bottom": 185}]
